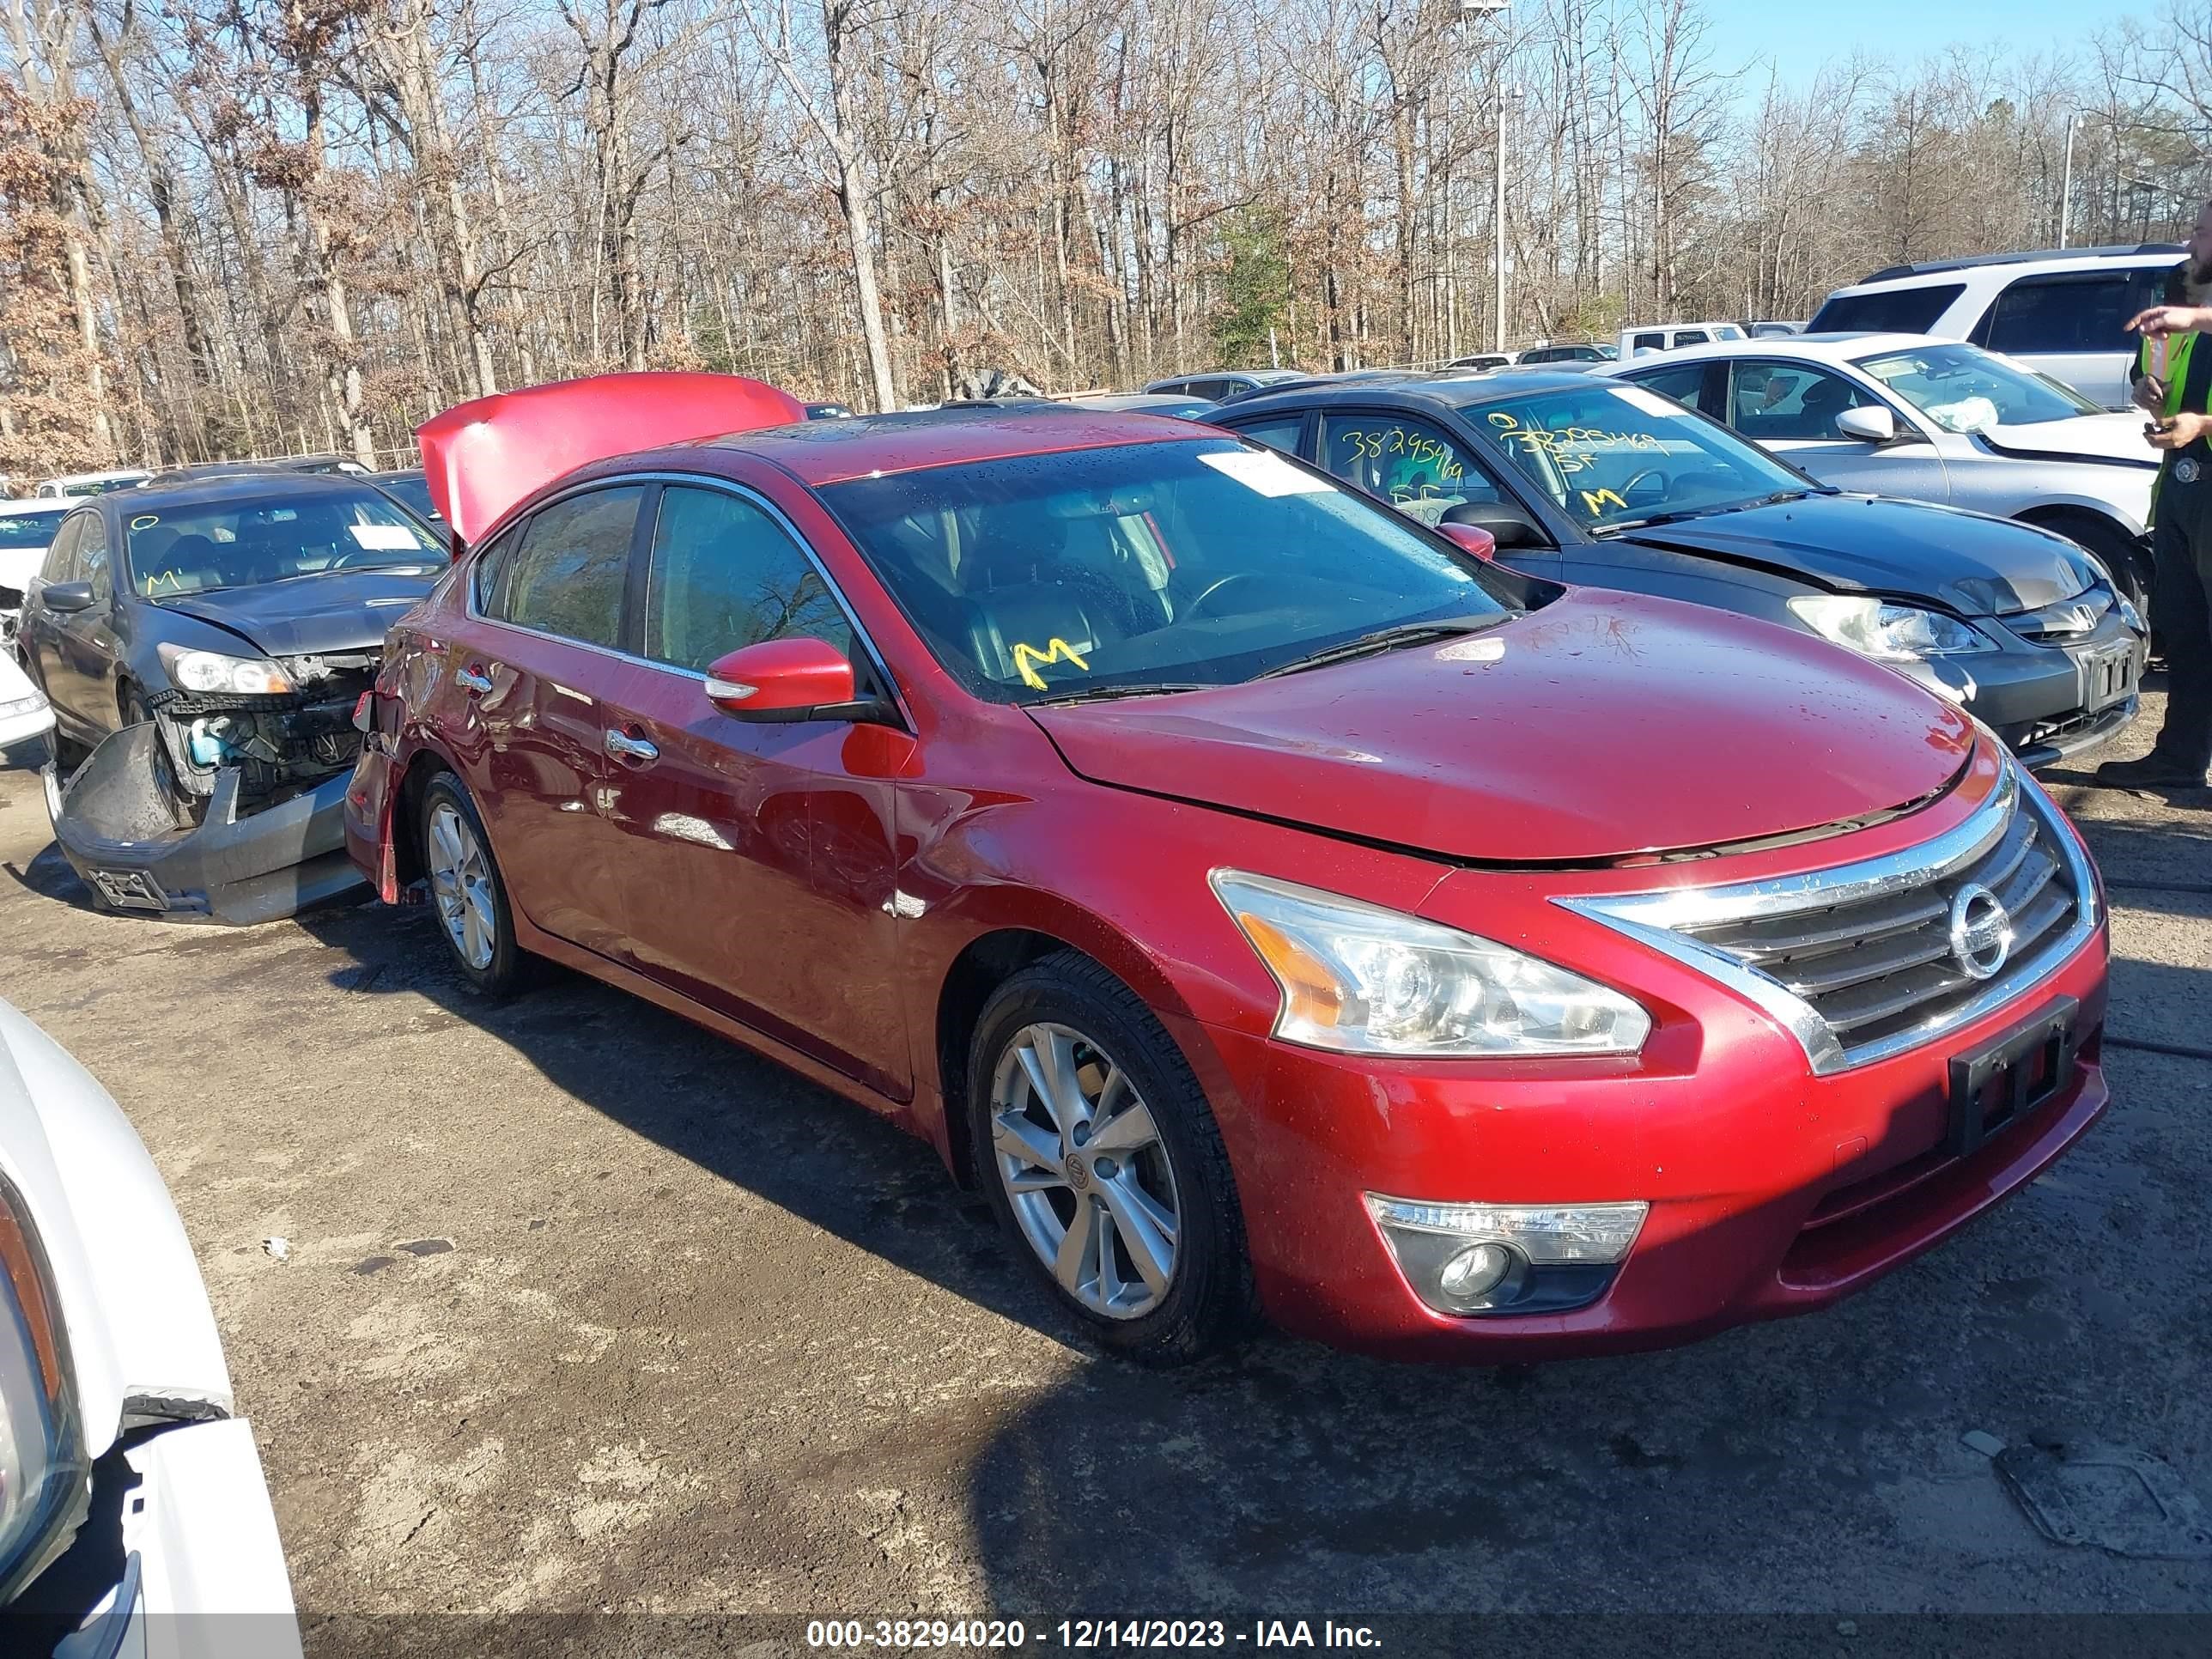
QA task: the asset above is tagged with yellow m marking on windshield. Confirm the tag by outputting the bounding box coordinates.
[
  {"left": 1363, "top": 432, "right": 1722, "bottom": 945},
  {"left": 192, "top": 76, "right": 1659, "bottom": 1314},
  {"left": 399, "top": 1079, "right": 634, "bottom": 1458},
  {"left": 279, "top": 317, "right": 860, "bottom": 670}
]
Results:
[{"left": 1013, "top": 637, "right": 1091, "bottom": 690}]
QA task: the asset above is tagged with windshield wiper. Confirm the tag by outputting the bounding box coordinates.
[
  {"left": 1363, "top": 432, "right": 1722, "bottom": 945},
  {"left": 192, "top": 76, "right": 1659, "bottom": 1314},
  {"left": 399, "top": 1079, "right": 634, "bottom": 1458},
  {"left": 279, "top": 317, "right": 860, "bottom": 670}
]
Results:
[
  {"left": 1254, "top": 614, "right": 1510, "bottom": 679},
  {"left": 1596, "top": 487, "right": 1826, "bottom": 536},
  {"left": 1029, "top": 681, "right": 1213, "bottom": 706}
]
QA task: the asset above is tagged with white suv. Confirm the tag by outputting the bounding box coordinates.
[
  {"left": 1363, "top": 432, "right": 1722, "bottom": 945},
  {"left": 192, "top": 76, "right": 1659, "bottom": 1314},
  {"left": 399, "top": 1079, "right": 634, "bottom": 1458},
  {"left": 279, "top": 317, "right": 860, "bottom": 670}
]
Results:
[{"left": 1809, "top": 244, "right": 2182, "bottom": 410}]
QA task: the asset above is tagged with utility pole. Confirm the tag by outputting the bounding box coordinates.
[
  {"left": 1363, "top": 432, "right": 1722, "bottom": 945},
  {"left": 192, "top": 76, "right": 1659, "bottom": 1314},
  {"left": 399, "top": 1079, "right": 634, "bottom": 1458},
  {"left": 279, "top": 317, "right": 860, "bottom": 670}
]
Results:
[
  {"left": 2061, "top": 112, "right": 2080, "bottom": 250},
  {"left": 1456, "top": 0, "right": 1515, "bottom": 354}
]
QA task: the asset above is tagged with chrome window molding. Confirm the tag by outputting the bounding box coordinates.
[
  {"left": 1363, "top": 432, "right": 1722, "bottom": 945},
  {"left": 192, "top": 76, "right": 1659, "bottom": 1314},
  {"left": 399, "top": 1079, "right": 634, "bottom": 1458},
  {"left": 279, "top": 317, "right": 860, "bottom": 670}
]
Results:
[
  {"left": 460, "top": 469, "right": 912, "bottom": 730},
  {"left": 1559, "top": 757, "right": 2100, "bottom": 1077}
]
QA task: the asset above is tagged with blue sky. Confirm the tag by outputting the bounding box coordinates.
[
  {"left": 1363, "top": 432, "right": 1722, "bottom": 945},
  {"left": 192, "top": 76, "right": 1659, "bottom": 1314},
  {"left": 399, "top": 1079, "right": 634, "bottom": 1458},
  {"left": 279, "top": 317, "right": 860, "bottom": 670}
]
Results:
[{"left": 1697, "top": 0, "right": 2136, "bottom": 87}]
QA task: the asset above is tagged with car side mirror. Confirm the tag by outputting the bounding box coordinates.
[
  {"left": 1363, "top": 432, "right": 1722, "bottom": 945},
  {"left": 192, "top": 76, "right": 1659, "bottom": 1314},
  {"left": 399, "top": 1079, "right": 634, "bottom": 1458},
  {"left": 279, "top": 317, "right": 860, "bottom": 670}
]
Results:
[
  {"left": 703, "top": 636, "right": 895, "bottom": 725},
  {"left": 1437, "top": 522, "right": 1498, "bottom": 560},
  {"left": 1443, "top": 499, "right": 1551, "bottom": 551},
  {"left": 1835, "top": 405, "right": 1898, "bottom": 444},
  {"left": 41, "top": 580, "right": 94, "bottom": 612}
]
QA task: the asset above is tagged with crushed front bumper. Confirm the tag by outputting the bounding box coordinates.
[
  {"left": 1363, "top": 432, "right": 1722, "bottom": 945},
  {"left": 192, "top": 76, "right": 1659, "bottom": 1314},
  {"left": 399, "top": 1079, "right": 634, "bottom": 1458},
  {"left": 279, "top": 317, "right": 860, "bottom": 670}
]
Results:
[
  {"left": 13, "top": 1419, "right": 300, "bottom": 1659},
  {"left": 42, "top": 726, "right": 363, "bottom": 926}
]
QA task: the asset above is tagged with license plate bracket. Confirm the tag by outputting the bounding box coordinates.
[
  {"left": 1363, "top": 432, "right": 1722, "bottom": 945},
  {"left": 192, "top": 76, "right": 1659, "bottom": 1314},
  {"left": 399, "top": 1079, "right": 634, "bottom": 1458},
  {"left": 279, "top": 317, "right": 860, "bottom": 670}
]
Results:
[
  {"left": 2078, "top": 641, "right": 2137, "bottom": 712},
  {"left": 1947, "top": 996, "right": 2080, "bottom": 1158}
]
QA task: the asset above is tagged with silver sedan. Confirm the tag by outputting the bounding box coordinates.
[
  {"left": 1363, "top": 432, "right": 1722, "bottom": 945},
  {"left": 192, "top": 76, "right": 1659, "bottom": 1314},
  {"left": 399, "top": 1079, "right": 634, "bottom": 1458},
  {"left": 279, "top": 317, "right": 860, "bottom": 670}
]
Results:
[{"left": 1601, "top": 333, "right": 2160, "bottom": 613}]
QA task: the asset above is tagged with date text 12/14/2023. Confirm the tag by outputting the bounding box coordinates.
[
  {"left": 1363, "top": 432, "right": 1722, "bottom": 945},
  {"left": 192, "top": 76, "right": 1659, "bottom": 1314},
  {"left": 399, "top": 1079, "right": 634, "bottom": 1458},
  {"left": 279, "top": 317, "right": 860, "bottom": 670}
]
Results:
[{"left": 805, "top": 1620, "right": 1384, "bottom": 1650}]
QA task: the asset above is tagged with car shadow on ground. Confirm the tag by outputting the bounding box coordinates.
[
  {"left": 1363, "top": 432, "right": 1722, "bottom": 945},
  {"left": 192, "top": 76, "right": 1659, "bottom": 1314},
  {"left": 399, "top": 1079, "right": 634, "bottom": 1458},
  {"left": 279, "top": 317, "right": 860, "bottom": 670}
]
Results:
[
  {"left": 8, "top": 780, "right": 2207, "bottom": 1622},
  {"left": 272, "top": 885, "right": 2212, "bottom": 1620}
]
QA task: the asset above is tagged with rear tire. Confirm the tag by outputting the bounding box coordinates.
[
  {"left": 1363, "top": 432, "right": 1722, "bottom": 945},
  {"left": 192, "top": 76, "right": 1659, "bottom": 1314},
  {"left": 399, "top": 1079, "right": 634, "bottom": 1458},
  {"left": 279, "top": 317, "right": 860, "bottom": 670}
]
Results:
[
  {"left": 968, "top": 950, "right": 1255, "bottom": 1363},
  {"left": 417, "top": 772, "right": 525, "bottom": 998}
]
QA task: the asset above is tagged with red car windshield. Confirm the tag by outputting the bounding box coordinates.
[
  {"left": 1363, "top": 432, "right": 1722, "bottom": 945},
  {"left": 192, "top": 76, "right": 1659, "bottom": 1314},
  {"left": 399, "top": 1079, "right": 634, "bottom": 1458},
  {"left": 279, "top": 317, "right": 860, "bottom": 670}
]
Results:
[{"left": 817, "top": 439, "right": 1521, "bottom": 702}]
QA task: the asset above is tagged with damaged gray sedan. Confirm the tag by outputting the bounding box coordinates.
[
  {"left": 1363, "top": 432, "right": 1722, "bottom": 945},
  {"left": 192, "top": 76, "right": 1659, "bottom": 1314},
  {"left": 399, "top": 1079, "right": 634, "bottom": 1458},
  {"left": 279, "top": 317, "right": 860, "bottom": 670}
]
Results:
[{"left": 17, "top": 473, "right": 445, "bottom": 922}]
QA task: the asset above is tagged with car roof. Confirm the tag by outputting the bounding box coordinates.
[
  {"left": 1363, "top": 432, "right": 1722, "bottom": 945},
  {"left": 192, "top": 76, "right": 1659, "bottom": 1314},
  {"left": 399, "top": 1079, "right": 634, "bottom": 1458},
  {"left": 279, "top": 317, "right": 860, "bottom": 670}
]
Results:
[
  {"left": 1068, "top": 392, "right": 1212, "bottom": 411},
  {"left": 99, "top": 470, "right": 391, "bottom": 515},
  {"left": 637, "top": 406, "right": 1213, "bottom": 488},
  {"left": 1608, "top": 331, "right": 1936, "bottom": 367},
  {"left": 1848, "top": 242, "right": 2182, "bottom": 286},
  {"left": 1829, "top": 246, "right": 2183, "bottom": 298},
  {"left": 1210, "top": 367, "right": 1609, "bottom": 418}
]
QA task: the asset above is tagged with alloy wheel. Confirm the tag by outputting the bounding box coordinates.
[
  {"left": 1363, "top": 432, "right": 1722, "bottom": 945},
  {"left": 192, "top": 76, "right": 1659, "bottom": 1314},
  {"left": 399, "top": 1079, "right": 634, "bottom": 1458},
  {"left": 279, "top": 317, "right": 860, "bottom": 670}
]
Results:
[
  {"left": 426, "top": 801, "right": 496, "bottom": 972},
  {"left": 988, "top": 1021, "right": 1181, "bottom": 1320}
]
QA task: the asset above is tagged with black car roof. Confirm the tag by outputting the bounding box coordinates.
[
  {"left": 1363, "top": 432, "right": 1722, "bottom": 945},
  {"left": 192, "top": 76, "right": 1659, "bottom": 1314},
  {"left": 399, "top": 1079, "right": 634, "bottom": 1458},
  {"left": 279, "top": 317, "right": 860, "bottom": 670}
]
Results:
[
  {"left": 103, "top": 471, "right": 390, "bottom": 515},
  {"left": 1217, "top": 367, "right": 1604, "bottom": 416}
]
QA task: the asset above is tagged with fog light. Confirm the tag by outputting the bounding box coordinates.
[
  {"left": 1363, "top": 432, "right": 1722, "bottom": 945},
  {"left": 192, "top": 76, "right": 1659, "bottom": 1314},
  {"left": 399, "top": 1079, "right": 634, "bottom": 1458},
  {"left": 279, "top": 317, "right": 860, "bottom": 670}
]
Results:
[
  {"left": 1438, "top": 1242, "right": 1515, "bottom": 1301},
  {"left": 1364, "top": 1194, "right": 1648, "bottom": 1317}
]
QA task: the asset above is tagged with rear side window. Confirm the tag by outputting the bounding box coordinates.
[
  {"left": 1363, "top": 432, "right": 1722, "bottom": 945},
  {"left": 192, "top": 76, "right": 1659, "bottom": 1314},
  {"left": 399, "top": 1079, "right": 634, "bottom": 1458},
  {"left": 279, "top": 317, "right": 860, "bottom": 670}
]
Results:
[
  {"left": 642, "top": 485, "right": 851, "bottom": 673},
  {"left": 1219, "top": 416, "right": 1304, "bottom": 456},
  {"left": 1808, "top": 283, "right": 1966, "bottom": 334},
  {"left": 1624, "top": 361, "right": 1715, "bottom": 415},
  {"left": 1977, "top": 268, "right": 2175, "bottom": 355},
  {"left": 471, "top": 520, "right": 526, "bottom": 613},
  {"left": 1674, "top": 330, "right": 1711, "bottom": 347},
  {"left": 1630, "top": 333, "right": 1664, "bottom": 352},
  {"left": 489, "top": 485, "right": 643, "bottom": 649}
]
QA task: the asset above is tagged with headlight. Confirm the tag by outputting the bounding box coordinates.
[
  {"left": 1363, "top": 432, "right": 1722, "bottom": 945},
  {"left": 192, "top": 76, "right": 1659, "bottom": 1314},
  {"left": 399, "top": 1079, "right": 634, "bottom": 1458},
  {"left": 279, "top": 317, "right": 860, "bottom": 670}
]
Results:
[
  {"left": 1209, "top": 870, "right": 1652, "bottom": 1057},
  {"left": 0, "top": 1170, "right": 88, "bottom": 1601},
  {"left": 156, "top": 645, "right": 294, "bottom": 696},
  {"left": 1788, "top": 595, "right": 1994, "bottom": 660}
]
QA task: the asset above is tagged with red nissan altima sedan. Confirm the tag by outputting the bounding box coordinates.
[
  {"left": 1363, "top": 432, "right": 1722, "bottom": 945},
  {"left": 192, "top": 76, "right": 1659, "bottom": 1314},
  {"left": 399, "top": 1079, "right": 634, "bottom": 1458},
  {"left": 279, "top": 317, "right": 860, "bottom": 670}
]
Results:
[{"left": 346, "top": 373, "right": 2110, "bottom": 1363}]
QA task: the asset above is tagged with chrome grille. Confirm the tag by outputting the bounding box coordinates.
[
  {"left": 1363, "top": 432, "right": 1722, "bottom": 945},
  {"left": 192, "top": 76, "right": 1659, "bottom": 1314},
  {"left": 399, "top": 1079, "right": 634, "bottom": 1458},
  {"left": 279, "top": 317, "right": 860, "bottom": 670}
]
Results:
[{"left": 1563, "top": 763, "right": 2100, "bottom": 1074}]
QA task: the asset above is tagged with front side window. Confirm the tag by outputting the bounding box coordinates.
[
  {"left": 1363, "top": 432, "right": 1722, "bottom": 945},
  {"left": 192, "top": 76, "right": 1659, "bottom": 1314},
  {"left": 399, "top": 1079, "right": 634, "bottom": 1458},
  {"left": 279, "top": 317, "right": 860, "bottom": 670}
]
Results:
[
  {"left": 490, "top": 485, "right": 644, "bottom": 648},
  {"left": 1318, "top": 411, "right": 1505, "bottom": 526},
  {"left": 38, "top": 515, "right": 83, "bottom": 585},
  {"left": 124, "top": 489, "right": 445, "bottom": 598},
  {"left": 817, "top": 439, "right": 1518, "bottom": 702},
  {"left": 1631, "top": 333, "right": 1664, "bottom": 352},
  {"left": 1856, "top": 341, "right": 2100, "bottom": 432},
  {"left": 76, "top": 515, "right": 111, "bottom": 602},
  {"left": 1674, "top": 330, "right": 1711, "bottom": 348},
  {"left": 643, "top": 486, "right": 852, "bottom": 672},
  {"left": 1726, "top": 362, "right": 1881, "bottom": 440},
  {"left": 1472, "top": 382, "right": 1807, "bottom": 532}
]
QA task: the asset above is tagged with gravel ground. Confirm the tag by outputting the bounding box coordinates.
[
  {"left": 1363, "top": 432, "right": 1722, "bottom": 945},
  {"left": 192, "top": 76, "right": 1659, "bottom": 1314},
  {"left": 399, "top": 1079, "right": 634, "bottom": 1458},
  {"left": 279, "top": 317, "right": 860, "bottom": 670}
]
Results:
[{"left": 1, "top": 690, "right": 2208, "bottom": 1652}]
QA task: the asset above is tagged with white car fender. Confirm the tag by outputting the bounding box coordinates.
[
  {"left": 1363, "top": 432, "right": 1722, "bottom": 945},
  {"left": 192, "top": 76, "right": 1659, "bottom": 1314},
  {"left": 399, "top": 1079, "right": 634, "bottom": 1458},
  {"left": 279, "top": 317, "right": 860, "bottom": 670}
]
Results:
[{"left": 0, "top": 1001, "right": 232, "bottom": 1459}]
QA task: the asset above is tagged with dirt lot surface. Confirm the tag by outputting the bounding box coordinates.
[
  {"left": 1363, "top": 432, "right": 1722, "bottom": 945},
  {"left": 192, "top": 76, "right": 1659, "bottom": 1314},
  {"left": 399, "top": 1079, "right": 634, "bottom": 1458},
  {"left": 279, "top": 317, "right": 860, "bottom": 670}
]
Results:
[{"left": 3, "top": 689, "right": 2209, "bottom": 1652}]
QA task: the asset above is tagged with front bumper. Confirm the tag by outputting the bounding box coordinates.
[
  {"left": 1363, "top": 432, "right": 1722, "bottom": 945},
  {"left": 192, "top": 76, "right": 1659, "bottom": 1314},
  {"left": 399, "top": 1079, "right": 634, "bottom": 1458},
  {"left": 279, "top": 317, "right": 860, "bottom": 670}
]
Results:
[
  {"left": 13, "top": 1419, "right": 300, "bottom": 1659},
  {"left": 1202, "top": 899, "right": 2110, "bottom": 1363},
  {"left": 43, "top": 726, "right": 363, "bottom": 925},
  {"left": 1905, "top": 616, "right": 2145, "bottom": 769}
]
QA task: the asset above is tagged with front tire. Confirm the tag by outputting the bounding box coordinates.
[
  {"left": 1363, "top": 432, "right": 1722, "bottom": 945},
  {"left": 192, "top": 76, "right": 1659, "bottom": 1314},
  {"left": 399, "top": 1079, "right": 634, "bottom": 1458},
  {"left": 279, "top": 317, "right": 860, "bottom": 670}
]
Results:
[
  {"left": 418, "top": 772, "right": 525, "bottom": 998},
  {"left": 2053, "top": 514, "right": 2155, "bottom": 629},
  {"left": 969, "top": 951, "right": 1254, "bottom": 1363}
]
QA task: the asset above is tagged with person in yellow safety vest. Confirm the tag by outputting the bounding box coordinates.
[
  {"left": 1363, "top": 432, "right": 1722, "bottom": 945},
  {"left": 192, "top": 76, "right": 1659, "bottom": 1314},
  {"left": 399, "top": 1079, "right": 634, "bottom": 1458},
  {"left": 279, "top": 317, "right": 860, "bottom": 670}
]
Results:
[{"left": 2097, "top": 198, "right": 2212, "bottom": 791}]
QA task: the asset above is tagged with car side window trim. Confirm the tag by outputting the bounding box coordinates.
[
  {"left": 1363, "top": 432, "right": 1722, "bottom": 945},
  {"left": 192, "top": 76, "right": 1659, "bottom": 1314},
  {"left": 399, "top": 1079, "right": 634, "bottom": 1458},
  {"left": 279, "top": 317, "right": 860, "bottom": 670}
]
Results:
[{"left": 464, "top": 470, "right": 910, "bottom": 730}]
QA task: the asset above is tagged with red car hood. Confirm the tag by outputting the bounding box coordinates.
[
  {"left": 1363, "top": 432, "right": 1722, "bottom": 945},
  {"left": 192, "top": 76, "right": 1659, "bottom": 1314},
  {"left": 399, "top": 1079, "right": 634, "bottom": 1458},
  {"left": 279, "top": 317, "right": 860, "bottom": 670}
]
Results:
[
  {"left": 418, "top": 371, "right": 804, "bottom": 545},
  {"left": 1029, "top": 590, "right": 1974, "bottom": 865}
]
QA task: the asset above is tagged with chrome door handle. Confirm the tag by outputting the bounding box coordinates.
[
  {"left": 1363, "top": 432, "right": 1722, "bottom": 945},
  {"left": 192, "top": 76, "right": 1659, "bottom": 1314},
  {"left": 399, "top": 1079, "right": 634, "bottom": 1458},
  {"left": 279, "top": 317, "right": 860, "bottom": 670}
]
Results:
[
  {"left": 455, "top": 667, "right": 493, "bottom": 694},
  {"left": 603, "top": 729, "right": 659, "bottom": 762}
]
